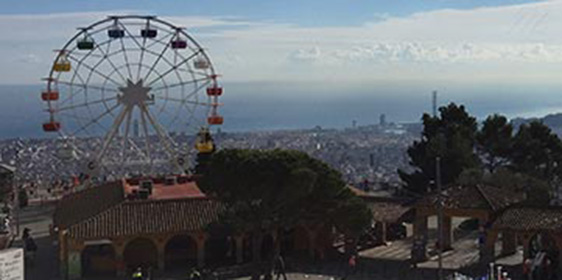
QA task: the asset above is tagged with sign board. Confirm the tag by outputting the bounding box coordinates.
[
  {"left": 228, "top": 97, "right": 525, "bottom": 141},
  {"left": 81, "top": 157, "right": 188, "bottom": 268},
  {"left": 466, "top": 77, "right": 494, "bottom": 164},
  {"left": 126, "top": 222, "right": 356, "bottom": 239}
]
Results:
[{"left": 0, "top": 248, "right": 24, "bottom": 280}]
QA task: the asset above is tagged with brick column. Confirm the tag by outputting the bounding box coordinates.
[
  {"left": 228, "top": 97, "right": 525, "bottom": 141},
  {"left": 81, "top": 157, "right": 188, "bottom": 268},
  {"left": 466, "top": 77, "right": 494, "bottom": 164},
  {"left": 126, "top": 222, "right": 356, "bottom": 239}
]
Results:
[
  {"left": 380, "top": 222, "right": 387, "bottom": 244},
  {"left": 442, "top": 215, "right": 452, "bottom": 250},
  {"left": 521, "top": 233, "right": 533, "bottom": 259},
  {"left": 481, "top": 228, "right": 498, "bottom": 263},
  {"left": 501, "top": 231, "right": 517, "bottom": 256},
  {"left": 67, "top": 239, "right": 84, "bottom": 280},
  {"left": 412, "top": 212, "right": 428, "bottom": 261},
  {"left": 155, "top": 237, "right": 167, "bottom": 271},
  {"left": 112, "top": 239, "right": 127, "bottom": 277},
  {"left": 307, "top": 229, "right": 318, "bottom": 259},
  {"left": 234, "top": 235, "right": 244, "bottom": 264},
  {"left": 193, "top": 233, "right": 207, "bottom": 268}
]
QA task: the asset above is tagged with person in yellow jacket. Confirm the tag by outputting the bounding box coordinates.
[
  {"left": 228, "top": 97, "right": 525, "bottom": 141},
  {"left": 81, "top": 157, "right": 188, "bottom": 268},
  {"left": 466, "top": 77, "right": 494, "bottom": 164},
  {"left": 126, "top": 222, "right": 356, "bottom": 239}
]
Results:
[{"left": 132, "top": 267, "right": 143, "bottom": 280}]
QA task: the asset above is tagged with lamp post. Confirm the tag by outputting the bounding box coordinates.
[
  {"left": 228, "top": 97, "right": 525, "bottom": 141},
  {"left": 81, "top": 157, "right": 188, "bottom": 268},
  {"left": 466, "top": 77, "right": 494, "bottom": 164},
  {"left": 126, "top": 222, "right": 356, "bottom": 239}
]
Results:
[{"left": 432, "top": 90, "right": 444, "bottom": 280}]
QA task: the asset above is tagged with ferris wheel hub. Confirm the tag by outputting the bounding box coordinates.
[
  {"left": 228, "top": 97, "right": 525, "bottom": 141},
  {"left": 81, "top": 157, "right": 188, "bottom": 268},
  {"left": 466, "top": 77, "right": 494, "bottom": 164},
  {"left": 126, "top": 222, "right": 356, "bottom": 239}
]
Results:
[{"left": 117, "top": 79, "right": 153, "bottom": 107}]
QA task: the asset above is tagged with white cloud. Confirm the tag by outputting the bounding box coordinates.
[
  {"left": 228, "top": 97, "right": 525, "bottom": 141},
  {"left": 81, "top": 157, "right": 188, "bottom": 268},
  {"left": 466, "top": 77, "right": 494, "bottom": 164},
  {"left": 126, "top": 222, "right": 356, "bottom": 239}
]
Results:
[
  {"left": 4, "top": 2, "right": 562, "bottom": 84},
  {"left": 289, "top": 46, "right": 322, "bottom": 62}
]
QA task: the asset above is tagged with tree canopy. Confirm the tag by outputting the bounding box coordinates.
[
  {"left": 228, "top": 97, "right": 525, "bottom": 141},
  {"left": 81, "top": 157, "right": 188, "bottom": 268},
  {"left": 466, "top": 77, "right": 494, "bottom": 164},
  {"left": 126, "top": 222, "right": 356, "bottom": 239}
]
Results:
[
  {"left": 196, "top": 148, "right": 372, "bottom": 270},
  {"left": 401, "top": 104, "right": 561, "bottom": 203},
  {"left": 476, "top": 114, "right": 513, "bottom": 173},
  {"left": 398, "top": 103, "right": 480, "bottom": 195}
]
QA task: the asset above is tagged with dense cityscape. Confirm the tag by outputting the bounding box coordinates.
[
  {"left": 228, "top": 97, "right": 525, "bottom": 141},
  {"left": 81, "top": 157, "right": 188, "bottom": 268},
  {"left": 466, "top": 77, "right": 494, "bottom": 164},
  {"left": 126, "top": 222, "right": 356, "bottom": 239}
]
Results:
[{"left": 0, "top": 119, "right": 419, "bottom": 198}]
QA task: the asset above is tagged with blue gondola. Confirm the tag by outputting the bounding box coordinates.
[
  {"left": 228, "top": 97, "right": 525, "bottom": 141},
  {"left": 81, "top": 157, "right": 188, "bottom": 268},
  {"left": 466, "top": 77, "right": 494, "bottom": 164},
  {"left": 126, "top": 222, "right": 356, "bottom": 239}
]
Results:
[
  {"left": 171, "top": 40, "right": 187, "bottom": 49},
  {"left": 108, "top": 29, "right": 125, "bottom": 39},
  {"left": 141, "top": 29, "right": 157, "bottom": 38}
]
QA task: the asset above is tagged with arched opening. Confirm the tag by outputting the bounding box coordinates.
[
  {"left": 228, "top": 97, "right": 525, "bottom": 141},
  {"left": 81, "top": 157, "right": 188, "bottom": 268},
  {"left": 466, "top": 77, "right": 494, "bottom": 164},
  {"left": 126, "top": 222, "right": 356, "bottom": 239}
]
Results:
[
  {"left": 164, "top": 235, "right": 197, "bottom": 270},
  {"left": 243, "top": 235, "right": 253, "bottom": 262},
  {"left": 261, "top": 234, "right": 275, "bottom": 261},
  {"left": 205, "top": 236, "right": 235, "bottom": 267},
  {"left": 280, "top": 226, "right": 309, "bottom": 258},
  {"left": 529, "top": 232, "right": 559, "bottom": 278},
  {"left": 123, "top": 238, "right": 158, "bottom": 271},
  {"left": 81, "top": 243, "right": 116, "bottom": 277}
]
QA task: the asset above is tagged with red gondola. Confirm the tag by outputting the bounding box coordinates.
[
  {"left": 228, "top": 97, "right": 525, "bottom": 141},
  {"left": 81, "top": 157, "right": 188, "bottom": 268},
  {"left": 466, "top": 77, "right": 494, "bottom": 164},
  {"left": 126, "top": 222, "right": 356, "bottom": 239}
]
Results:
[
  {"left": 41, "top": 91, "right": 59, "bottom": 101},
  {"left": 206, "top": 87, "right": 223, "bottom": 96},
  {"left": 43, "top": 122, "right": 61, "bottom": 132},
  {"left": 207, "top": 115, "right": 224, "bottom": 125}
]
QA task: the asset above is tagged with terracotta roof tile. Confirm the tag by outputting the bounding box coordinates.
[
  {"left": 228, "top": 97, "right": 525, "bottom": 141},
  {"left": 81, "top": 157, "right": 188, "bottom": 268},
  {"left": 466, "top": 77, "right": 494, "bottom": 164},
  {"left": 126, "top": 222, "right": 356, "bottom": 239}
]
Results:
[
  {"left": 53, "top": 181, "right": 125, "bottom": 229},
  {"left": 369, "top": 202, "right": 411, "bottom": 223},
  {"left": 418, "top": 184, "right": 525, "bottom": 211},
  {"left": 493, "top": 207, "right": 562, "bottom": 231},
  {"left": 68, "top": 198, "right": 223, "bottom": 239}
]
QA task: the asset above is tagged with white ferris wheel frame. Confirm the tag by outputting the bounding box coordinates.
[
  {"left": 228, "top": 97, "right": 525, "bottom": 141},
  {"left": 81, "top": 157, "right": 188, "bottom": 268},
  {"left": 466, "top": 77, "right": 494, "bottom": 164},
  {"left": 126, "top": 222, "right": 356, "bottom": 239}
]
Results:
[{"left": 42, "top": 15, "right": 222, "bottom": 177}]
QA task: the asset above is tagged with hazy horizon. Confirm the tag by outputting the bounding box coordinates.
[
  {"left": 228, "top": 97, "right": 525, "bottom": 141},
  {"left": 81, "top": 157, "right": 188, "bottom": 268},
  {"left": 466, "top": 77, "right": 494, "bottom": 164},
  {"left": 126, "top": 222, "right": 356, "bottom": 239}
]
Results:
[{"left": 5, "top": 81, "right": 562, "bottom": 139}]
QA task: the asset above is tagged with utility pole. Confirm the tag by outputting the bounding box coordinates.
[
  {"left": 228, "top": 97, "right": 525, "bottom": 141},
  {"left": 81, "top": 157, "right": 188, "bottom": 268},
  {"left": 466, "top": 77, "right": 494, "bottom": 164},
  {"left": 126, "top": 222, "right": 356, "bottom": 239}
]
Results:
[{"left": 433, "top": 90, "right": 444, "bottom": 280}]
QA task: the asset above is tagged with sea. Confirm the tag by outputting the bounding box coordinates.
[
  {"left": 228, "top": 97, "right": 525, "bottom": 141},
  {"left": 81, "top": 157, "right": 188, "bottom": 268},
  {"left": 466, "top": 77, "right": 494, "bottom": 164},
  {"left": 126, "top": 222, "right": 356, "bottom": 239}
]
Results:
[{"left": 3, "top": 81, "right": 562, "bottom": 139}]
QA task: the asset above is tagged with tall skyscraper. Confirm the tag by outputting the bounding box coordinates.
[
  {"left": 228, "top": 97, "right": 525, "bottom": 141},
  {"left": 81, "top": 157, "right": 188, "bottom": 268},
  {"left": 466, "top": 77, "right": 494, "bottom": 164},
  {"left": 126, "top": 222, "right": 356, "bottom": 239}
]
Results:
[
  {"left": 379, "top": 114, "right": 386, "bottom": 127},
  {"left": 133, "top": 119, "right": 139, "bottom": 138}
]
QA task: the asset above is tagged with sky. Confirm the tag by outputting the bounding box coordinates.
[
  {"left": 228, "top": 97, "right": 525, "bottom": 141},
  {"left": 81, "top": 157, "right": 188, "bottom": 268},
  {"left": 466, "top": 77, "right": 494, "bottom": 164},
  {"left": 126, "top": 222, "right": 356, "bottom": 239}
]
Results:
[{"left": 1, "top": 0, "right": 561, "bottom": 87}]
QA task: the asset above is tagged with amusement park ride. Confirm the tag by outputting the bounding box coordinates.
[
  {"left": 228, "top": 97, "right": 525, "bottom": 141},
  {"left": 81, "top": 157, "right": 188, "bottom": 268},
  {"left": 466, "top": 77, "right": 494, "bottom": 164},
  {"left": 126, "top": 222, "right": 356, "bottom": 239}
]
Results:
[{"left": 41, "top": 15, "right": 223, "bottom": 182}]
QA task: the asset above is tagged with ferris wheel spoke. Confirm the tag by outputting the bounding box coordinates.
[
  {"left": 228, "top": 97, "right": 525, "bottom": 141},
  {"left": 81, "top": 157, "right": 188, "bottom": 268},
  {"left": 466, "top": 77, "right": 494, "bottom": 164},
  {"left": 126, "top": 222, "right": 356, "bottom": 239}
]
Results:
[
  {"left": 177, "top": 68, "right": 210, "bottom": 77},
  {"left": 70, "top": 103, "right": 121, "bottom": 136},
  {"left": 139, "top": 104, "right": 183, "bottom": 173},
  {"left": 142, "top": 35, "right": 174, "bottom": 82},
  {"left": 156, "top": 96, "right": 215, "bottom": 107},
  {"left": 56, "top": 80, "right": 118, "bottom": 93},
  {"left": 67, "top": 55, "right": 123, "bottom": 87},
  {"left": 56, "top": 96, "right": 118, "bottom": 112},
  {"left": 136, "top": 34, "right": 148, "bottom": 82},
  {"left": 151, "top": 76, "right": 210, "bottom": 92},
  {"left": 144, "top": 32, "right": 174, "bottom": 54},
  {"left": 117, "top": 20, "right": 144, "bottom": 50},
  {"left": 93, "top": 42, "right": 129, "bottom": 83},
  {"left": 96, "top": 105, "right": 131, "bottom": 163},
  {"left": 117, "top": 35, "right": 134, "bottom": 80},
  {"left": 146, "top": 50, "right": 201, "bottom": 87},
  {"left": 139, "top": 107, "right": 153, "bottom": 170},
  {"left": 153, "top": 79, "right": 210, "bottom": 104},
  {"left": 120, "top": 106, "right": 134, "bottom": 164},
  {"left": 56, "top": 80, "right": 117, "bottom": 109}
]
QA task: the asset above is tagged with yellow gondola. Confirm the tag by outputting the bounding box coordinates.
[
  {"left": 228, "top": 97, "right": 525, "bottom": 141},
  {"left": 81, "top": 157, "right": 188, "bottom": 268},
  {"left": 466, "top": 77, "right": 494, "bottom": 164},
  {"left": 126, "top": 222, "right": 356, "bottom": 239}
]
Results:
[
  {"left": 53, "top": 53, "right": 71, "bottom": 72},
  {"left": 195, "top": 127, "right": 215, "bottom": 153}
]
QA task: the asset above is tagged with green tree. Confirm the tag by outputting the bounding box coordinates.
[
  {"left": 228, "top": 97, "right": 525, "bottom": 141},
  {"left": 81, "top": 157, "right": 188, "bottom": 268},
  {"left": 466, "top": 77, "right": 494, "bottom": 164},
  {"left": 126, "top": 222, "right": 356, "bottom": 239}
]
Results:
[
  {"left": 476, "top": 114, "right": 513, "bottom": 173},
  {"left": 399, "top": 103, "right": 480, "bottom": 195},
  {"left": 197, "top": 149, "right": 371, "bottom": 278},
  {"left": 510, "top": 121, "right": 562, "bottom": 181}
]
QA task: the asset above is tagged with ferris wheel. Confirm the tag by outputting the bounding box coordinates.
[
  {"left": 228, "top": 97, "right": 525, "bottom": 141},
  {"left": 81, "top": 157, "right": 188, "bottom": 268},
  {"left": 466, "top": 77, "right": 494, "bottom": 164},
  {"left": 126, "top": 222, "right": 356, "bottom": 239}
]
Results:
[{"left": 41, "top": 15, "right": 224, "bottom": 177}]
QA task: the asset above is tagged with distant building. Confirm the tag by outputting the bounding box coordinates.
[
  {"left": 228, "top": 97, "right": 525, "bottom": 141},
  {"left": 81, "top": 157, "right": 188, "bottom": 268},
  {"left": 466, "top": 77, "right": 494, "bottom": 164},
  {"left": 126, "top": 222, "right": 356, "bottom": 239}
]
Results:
[{"left": 379, "top": 114, "right": 386, "bottom": 127}]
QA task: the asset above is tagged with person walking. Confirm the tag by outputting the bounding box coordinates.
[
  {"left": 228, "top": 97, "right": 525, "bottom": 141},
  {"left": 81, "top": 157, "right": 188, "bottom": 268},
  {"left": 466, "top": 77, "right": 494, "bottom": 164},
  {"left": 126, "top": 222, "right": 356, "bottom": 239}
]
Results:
[
  {"left": 132, "top": 267, "right": 143, "bottom": 280},
  {"left": 189, "top": 268, "right": 201, "bottom": 280},
  {"left": 343, "top": 254, "right": 357, "bottom": 279},
  {"left": 22, "top": 228, "right": 37, "bottom": 266},
  {"left": 275, "top": 255, "right": 288, "bottom": 280}
]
